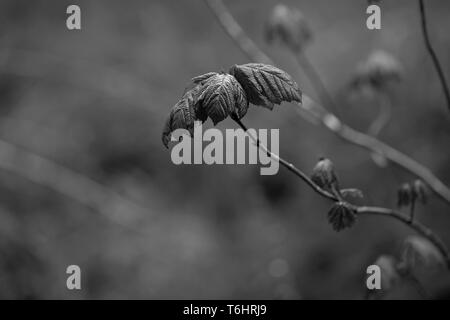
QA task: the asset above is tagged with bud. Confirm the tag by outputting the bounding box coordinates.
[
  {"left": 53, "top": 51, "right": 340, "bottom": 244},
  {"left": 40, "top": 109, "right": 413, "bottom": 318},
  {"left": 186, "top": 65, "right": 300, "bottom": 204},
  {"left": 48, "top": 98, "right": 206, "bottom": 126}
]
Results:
[
  {"left": 311, "top": 157, "right": 338, "bottom": 190},
  {"left": 265, "top": 4, "right": 312, "bottom": 53},
  {"left": 413, "top": 179, "right": 427, "bottom": 204},
  {"left": 397, "top": 183, "right": 412, "bottom": 208},
  {"left": 327, "top": 202, "right": 357, "bottom": 232},
  {"left": 399, "top": 236, "right": 445, "bottom": 273},
  {"left": 373, "top": 255, "right": 400, "bottom": 291},
  {"left": 352, "top": 50, "right": 402, "bottom": 91}
]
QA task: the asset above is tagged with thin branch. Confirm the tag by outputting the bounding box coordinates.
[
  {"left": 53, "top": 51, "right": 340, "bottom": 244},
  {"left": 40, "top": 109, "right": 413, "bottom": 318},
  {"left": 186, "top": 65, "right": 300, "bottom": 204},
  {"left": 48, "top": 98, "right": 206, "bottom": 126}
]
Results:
[
  {"left": 0, "top": 138, "right": 149, "bottom": 230},
  {"left": 357, "top": 206, "right": 450, "bottom": 269},
  {"left": 418, "top": 0, "right": 450, "bottom": 113},
  {"left": 233, "top": 117, "right": 336, "bottom": 201},
  {"left": 204, "top": 0, "right": 272, "bottom": 65},
  {"left": 368, "top": 92, "right": 392, "bottom": 137},
  {"left": 204, "top": 0, "right": 450, "bottom": 206},
  {"left": 295, "top": 52, "right": 342, "bottom": 118},
  {"left": 233, "top": 118, "right": 450, "bottom": 269},
  {"left": 301, "top": 97, "right": 450, "bottom": 205}
]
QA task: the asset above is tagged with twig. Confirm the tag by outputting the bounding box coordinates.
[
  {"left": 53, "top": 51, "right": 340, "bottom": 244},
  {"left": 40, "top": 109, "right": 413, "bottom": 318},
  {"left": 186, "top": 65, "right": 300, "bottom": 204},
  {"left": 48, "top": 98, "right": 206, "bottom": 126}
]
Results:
[
  {"left": 204, "top": 0, "right": 272, "bottom": 65},
  {"left": 0, "top": 138, "right": 148, "bottom": 230},
  {"left": 204, "top": 0, "right": 450, "bottom": 205},
  {"left": 418, "top": 0, "right": 450, "bottom": 113},
  {"left": 368, "top": 92, "right": 392, "bottom": 137},
  {"left": 233, "top": 118, "right": 450, "bottom": 269},
  {"left": 357, "top": 206, "right": 450, "bottom": 269},
  {"left": 295, "top": 52, "right": 342, "bottom": 118},
  {"left": 301, "top": 97, "right": 450, "bottom": 205}
]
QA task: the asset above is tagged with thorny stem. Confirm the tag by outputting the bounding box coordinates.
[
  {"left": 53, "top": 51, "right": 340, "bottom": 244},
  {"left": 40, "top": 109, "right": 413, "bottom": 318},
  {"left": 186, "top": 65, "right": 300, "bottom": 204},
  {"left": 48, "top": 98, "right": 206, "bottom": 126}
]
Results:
[
  {"left": 203, "top": 0, "right": 450, "bottom": 206},
  {"left": 418, "top": 0, "right": 450, "bottom": 113},
  {"left": 234, "top": 117, "right": 450, "bottom": 269}
]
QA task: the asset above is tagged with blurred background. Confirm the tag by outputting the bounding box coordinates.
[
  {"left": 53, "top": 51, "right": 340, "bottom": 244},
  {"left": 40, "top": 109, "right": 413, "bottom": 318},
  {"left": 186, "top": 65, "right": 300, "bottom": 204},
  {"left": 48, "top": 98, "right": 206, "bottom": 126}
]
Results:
[{"left": 0, "top": 0, "right": 449, "bottom": 299}]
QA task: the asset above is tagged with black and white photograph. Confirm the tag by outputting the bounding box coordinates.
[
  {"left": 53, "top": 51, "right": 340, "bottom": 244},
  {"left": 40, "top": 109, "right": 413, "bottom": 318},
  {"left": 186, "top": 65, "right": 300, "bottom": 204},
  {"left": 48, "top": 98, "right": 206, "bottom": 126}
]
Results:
[{"left": 0, "top": 0, "right": 450, "bottom": 304}]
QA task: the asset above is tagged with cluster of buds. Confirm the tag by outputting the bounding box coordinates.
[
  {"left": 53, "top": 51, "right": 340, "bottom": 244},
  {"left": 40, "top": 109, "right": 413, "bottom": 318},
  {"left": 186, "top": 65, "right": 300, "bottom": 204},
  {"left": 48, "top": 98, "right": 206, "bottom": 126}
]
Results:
[
  {"left": 311, "top": 158, "right": 358, "bottom": 231},
  {"left": 397, "top": 180, "right": 427, "bottom": 222},
  {"left": 265, "top": 4, "right": 312, "bottom": 53},
  {"left": 397, "top": 180, "right": 427, "bottom": 208}
]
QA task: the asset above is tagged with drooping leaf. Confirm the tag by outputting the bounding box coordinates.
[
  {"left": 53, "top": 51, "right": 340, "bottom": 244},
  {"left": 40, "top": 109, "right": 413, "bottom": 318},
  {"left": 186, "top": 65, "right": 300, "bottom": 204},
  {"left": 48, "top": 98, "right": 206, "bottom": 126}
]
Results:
[
  {"left": 162, "top": 85, "right": 203, "bottom": 148},
  {"left": 327, "top": 202, "right": 357, "bottom": 232},
  {"left": 229, "top": 63, "right": 302, "bottom": 110},
  {"left": 196, "top": 73, "right": 248, "bottom": 125}
]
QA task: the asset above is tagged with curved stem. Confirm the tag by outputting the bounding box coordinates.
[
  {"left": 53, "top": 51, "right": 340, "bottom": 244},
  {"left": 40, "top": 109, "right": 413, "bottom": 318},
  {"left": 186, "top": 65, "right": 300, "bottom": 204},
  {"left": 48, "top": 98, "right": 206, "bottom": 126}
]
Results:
[
  {"left": 204, "top": 0, "right": 450, "bottom": 206},
  {"left": 233, "top": 117, "right": 336, "bottom": 201},
  {"left": 368, "top": 92, "right": 392, "bottom": 137},
  {"left": 0, "top": 138, "right": 148, "bottom": 231},
  {"left": 295, "top": 52, "right": 342, "bottom": 118},
  {"left": 204, "top": 0, "right": 272, "bottom": 65},
  {"left": 300, "top": 97, "right": 450, "bottom": 205},
  {"left": 234, "top": 118, "right": 450, "bottom": 269},
  {"left": 418, "top": 0, "right": 450, "bottom": 113},
  {"left": 357, "top": 206, "right": 450, "bottom": 268}
]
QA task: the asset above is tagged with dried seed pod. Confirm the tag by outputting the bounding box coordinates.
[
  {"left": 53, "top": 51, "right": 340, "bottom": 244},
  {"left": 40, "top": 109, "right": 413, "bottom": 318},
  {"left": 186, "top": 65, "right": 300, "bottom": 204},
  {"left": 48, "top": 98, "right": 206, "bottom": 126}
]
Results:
[
  {"left": 327, "top": 202, "right": 357, "bottom": 232},
  {"left": 397, "top": 183, "right": 412, "bottom": 208},
  {"left": 265, "top": 4, "right": 312, "bottom": 53}
]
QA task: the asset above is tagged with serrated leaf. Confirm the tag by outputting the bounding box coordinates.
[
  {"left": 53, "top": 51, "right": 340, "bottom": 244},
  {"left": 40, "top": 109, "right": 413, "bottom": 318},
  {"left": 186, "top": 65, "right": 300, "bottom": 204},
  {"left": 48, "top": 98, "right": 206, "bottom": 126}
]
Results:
[
  {"left": 192, "top": 72, "right": 219, "bottom": 84},
  {"left": 162, "top": 86, "right": 202, "bottom": 148},
  {"left": 327, "top": 202, "right": 356, "bottom": 232},
  {"left": 229, "top": 63, "right": 302, "bottom": 110},
  {"left": 196, "top": 73, "right": 248, "bottom": 125}
]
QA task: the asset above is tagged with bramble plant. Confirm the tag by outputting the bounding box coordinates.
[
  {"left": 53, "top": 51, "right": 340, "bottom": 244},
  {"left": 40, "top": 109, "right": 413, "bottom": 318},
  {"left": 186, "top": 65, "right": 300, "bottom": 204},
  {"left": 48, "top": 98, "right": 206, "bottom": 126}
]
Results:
[{"left": 162, "top": 0, "right": 450, "bottom": 298}]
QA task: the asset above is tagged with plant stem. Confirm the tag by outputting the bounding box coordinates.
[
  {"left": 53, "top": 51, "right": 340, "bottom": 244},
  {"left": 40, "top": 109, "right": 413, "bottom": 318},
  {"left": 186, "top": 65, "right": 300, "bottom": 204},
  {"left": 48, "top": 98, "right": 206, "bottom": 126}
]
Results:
[
  {"left": 410, "top": 199, "right": 416, "bottom": 223},
  {"left": 233, "top": 118, "right": 450, "bottom": 269},
  {"left": 204, "top": 0, "right": 450, "bottom": 206},
  {"left": 295, "top": 52, "right": 342, "bottom": 118},
  {"left": 0, "top": 138, "right": 148, "bottom": 232},
  {"left": 233, "top": 117, "right": 336, "bottom": 201},
  {"left": 204, "top": 0, "right": 272, "bottom": 65},
  {"left": 418, "top": 0, "right": 450, "bottom": 113},
  {"left": 368, "top": 92, "right": 392, "bottom": 137}
]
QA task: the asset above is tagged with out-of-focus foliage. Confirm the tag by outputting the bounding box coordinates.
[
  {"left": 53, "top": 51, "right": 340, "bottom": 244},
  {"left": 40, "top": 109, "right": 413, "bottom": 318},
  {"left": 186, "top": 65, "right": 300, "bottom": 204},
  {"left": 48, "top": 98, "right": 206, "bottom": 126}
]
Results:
[{"left": 0, "top": 0, "right": 450, "bottom": 299}]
